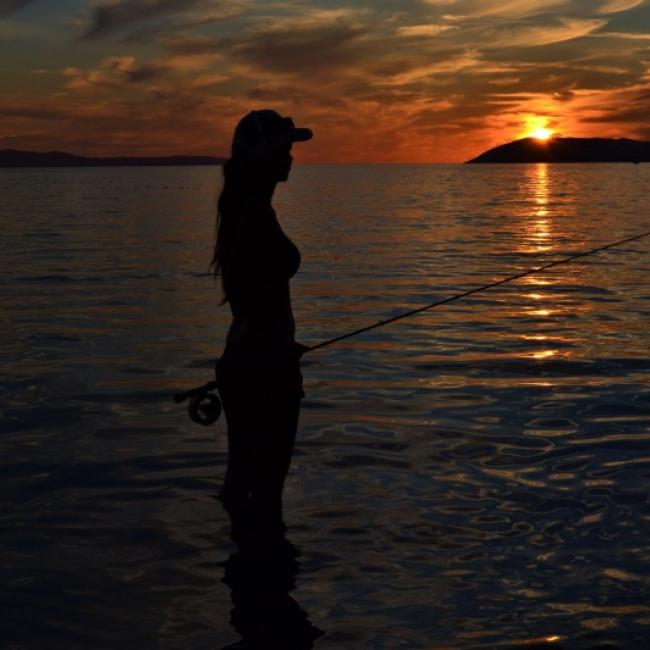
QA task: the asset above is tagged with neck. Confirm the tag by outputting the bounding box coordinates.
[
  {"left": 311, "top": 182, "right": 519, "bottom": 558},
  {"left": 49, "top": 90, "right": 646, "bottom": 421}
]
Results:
[
  {"left": 242, "top": 178, "right": 277, "bottom": 223},
  {"left": 257, "top": 178, "right": 277, "bottom": 206}
]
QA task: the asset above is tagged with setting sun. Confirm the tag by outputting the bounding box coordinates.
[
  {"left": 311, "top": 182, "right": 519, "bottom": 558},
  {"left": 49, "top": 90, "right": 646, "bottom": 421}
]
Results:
[
  {"left": 530, "top": 127, "right": 553, "bottom": 141},
  {"left": 519, "top": 115, "right": 556, "bottom": 143}
]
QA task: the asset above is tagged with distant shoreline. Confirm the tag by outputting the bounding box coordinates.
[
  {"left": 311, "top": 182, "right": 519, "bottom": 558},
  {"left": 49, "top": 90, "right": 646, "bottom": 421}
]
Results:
[
  {"left": 0, "top": 149, "right": 225, "bottom": 168},
  {"left": 467, "top": 137, "right": 650, "bottom": 164}
]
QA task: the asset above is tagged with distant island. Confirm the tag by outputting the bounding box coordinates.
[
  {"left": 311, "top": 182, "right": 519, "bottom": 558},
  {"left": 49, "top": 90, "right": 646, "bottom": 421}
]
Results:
[
  {"left": 467, "top": 137, "right": 650, "bottom": 163},
  {"left": 0, "top": 149, "right": 225, "bottom": 167}
]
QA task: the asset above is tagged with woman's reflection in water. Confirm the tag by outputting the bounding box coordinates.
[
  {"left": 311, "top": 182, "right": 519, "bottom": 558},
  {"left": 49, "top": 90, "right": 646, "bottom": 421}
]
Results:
[{"left": 219, "top": 539, "right": 324, "bottom": 649}]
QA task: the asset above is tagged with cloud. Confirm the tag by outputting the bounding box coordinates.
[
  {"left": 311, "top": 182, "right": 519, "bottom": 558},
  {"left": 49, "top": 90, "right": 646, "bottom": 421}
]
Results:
[
  {"left": 82, "top": 0, "right": 229, "bottom": 39},
  {"left": 62, "top": 52, "right": 223, "bottom": 94},
  {"left": 158, "top": 6, "right": 373, "bottom": 58},
  {"left": 396, "top": 24, "right": 457, "bottom": 37},
  {"left": 0, "top": 0, "right": 37, "bottom": 18},
  {"left": 0, "top": 102, "right": 68, "bottom": 120},
  {"left": 64, "top": 56, "right": 170, "bottom": 90},
  {"left": 425, "top": 0, "right": 571, "bottom": 19},
  {"left": 484, "top": 18, "right": 607, "bottom": 48},
  {"left": 598, "top": 0, "right": 645, "bottom": 14},
  {"left": 580, "top": 87, "right": 650, "bottom": 125},
  {"left": 0, "top": 15, "right": 44, "bottom": 38},
  {"left": 377, "top": 55, "right": 478, "bottom": 86},
  {"left": 0, "top": 91, "right": 242, "bottom": 156},
  {"left": 590, "top": 30, "right": 650, "bottom": 40},
  {"left": 248, "top": 7, "right": 370, "bottom": 31},
  {"left": 157, "top": 33, "right": 220, "bottom": 54},
  {"left": 372, "top": 49, "right": 524, "bottom": 91},
  {"left": 489, "top": 76, "right": 521, "bottom": 86},
  {"left": 225, "top": 22, "right": 370, "bottom": 76}
]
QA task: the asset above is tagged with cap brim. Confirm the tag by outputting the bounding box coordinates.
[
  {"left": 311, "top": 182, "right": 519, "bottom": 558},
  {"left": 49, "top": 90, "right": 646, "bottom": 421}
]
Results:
[{"left": 290, "top": 127, "right": 313, "bottom": 142}]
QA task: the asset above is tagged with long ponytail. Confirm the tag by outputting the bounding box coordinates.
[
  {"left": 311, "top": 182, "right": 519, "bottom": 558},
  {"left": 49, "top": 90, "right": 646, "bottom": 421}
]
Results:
[{"left": 209, "top": 157, "right": 245, "bottom": 306}]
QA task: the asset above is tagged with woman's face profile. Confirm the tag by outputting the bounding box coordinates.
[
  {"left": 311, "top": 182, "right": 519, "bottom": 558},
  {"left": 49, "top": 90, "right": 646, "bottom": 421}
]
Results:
[{"left": 266, "top": 142, "right": 293, "bottom": 183}]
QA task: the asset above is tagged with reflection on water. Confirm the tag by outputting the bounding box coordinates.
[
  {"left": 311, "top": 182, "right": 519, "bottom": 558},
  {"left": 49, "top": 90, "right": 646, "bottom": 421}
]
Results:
[
  {"left": 2, "top": 164, "right": 650, "bottom": 648},
  {"left": 527, "top": 163, "right": 552, "bottom": 253},
  {"left": 220, "top": 539, "right": 324, "bottom": 649}
]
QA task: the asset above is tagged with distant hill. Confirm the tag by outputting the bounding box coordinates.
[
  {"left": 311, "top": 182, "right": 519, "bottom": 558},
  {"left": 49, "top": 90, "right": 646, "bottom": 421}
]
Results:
[
  {"left": 467, "top": 137, "right": 650, "bottom": 163},
  {"left": 0, "top": 149, "right": 225, "bottom": 167}
]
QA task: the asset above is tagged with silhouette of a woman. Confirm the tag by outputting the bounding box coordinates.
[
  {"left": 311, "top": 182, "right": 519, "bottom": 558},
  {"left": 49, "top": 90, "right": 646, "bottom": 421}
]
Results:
[{"left": 210, "top": 110, "right": 313, "bottom": 544}]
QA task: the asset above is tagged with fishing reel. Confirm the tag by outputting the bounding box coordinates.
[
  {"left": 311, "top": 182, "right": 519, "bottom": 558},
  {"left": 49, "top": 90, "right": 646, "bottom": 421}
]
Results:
[{"left": 174, "top": 380, "right": 221, "bottom": 426}]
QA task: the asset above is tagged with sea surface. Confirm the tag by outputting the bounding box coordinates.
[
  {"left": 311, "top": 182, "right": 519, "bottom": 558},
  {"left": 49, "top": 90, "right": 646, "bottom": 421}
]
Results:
[{"left": 2, "top": 163, "right": 650, "bottom": 649}]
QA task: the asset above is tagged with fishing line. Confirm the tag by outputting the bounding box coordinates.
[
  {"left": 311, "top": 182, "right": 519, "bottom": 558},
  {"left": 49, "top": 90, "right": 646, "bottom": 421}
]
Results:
[
  {"left": 305, "top": 229, "right": 650, "bottom": 352},
  {"left": 174, "top": 229, "right": 650, "bottom": 424}
]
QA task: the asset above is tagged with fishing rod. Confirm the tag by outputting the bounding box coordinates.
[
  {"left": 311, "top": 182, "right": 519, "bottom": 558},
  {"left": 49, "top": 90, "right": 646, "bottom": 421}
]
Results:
[{"left": 174, "top": 229, "right": 650, "bottom": 425}]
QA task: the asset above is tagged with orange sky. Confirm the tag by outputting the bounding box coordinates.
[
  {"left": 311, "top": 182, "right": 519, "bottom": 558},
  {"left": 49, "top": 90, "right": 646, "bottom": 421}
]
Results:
[{"left": 2, "top": 0, "right": 650, "bottom": 162}]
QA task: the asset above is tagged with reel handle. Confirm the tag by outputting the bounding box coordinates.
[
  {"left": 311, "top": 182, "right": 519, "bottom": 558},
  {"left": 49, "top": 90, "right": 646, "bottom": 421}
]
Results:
[{"left": 173, "top": 380, "right": 219, "bottom": 404}]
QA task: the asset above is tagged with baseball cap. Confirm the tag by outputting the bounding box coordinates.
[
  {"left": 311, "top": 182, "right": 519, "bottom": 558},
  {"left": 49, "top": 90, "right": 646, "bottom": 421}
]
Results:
[{"left": 232, "top": 109, "right": 313, "bottom": 160}]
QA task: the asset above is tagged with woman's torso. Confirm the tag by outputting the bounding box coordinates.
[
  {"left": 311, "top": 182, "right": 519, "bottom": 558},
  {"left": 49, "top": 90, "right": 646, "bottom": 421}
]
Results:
[{"left": 216, "top": 205, "right": 302, "bottom": 390}]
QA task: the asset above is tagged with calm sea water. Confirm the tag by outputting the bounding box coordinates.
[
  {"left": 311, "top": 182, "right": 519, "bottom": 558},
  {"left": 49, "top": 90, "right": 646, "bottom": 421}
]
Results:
[{"left": 2, "top": 163, "right": 650, "bottom": 649}]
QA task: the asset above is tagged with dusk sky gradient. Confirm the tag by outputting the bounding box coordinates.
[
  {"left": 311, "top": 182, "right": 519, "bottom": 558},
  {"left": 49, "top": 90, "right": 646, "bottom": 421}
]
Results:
[{"left": 2, "top": 0, "right": 650, "bottom": 162}]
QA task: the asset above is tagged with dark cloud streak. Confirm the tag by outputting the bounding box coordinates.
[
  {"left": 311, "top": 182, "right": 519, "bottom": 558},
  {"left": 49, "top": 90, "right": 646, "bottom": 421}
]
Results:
[
  {"left": 82, "top": 0, "right": 221, "bottom": 40},
  {"left": 230, "top": 24, "right": 369, "bottom": 74},
  {"left": 0, "top": 0, "right": 38, "bottom": 18},
  {"left": 582, "top": 89, "right": 650, "bottom": 123},
  {"left": 157, "top": 34, "right": 221, "bottom": 55},
  {"left": 0, "top": 103, "right": 67, "bottom": 119}
]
